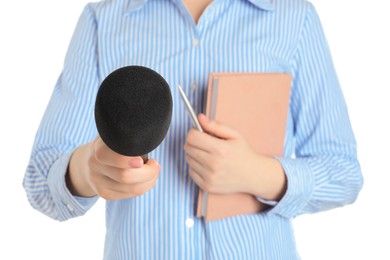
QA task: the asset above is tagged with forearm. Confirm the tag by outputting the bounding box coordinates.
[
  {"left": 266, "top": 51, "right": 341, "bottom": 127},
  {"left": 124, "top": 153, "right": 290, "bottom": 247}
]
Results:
[{"left": 67, "top": 142, "right": 96, "bottom": 198}]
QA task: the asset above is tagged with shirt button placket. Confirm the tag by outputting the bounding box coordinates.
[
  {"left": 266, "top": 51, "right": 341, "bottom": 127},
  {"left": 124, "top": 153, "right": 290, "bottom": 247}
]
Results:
[{"left": 192, "top": 38, "right": 199, "bottom": 47}]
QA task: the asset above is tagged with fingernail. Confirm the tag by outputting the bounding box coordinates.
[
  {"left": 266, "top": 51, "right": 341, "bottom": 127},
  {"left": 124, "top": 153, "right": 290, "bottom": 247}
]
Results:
[{"left": 199, "top": 113, "right": 209, "bottom": 123}]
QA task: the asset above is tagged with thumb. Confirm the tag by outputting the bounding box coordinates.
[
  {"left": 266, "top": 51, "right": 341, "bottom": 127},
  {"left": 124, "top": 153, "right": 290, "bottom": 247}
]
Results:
[{"left": 198, "top": 113, "right": 240, "bottom": 140}]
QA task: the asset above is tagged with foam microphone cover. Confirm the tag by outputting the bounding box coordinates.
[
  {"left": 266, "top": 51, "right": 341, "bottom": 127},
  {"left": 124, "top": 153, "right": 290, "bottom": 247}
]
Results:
[{"left": 94, "top": 66, "right": 173, "bottom": 157}]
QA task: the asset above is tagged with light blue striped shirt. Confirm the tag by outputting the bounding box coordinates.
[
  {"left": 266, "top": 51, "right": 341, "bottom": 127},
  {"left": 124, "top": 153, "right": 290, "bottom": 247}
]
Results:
[{"left": 23, "top": 0, "right": 363, "bottom": 259}]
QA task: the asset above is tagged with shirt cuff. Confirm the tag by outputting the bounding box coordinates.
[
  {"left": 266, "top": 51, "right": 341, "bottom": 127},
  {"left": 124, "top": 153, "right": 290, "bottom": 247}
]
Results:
[
  {"left": 265, "top": 157, "right": 314, "bottom": 219},
  {"left": 47, "top": 150, "right": 98, "bottom": 220}
]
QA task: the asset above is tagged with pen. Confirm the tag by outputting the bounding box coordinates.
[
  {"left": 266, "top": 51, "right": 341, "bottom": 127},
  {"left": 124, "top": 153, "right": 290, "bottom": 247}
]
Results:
[{"left": 177, "top": 84, "right": 203, "bottom": 132}]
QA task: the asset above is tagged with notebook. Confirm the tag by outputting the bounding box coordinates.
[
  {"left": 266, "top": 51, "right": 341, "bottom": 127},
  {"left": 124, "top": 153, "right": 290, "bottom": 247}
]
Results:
[{"left": 196, "top": 72, "right": 292, "bottom": 221}]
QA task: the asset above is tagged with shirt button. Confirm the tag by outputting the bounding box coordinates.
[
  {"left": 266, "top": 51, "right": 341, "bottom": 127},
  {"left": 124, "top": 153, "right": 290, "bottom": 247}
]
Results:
[
  {"left": 192, "top": 38, "right": 199, "bottom": 47},
  {"left": 190, "top": 82, "right": 198, "bottom": 91},
  {"left": 185, "top": 218, "right": 194, "bottom": 228},
  {"left": 66, "top": 204, "right": 74, "bottom": 212}
]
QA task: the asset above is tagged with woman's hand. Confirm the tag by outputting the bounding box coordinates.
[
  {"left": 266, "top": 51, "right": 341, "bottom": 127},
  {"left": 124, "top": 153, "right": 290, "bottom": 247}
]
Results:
[
  {"left": 67, "top": 136, "right": 160, "bottom": 200},
  {"left": 184, "top": 114, "right": 287, "bottom": 201}
]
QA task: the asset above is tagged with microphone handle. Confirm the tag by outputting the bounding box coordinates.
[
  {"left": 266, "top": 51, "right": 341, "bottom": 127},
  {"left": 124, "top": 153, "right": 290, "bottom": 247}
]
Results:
[{"left": 141, "top": 154, "right": 148, "bottom": 163}]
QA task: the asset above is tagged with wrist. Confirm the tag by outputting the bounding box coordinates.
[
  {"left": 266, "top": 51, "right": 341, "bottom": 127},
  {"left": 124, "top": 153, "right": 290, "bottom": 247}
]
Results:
[
  {"left": 248, "top": 155, "right": 287, "bottom": 201},
  {"left": 67, "top": 143, "right": 96, "bottom": 197}
]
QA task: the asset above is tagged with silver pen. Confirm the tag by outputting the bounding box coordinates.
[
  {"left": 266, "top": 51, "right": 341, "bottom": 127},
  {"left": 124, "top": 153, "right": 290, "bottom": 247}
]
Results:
[
  {"left": 177, "top": 84, "right": 208, "bottom": 217},
  {"left": 177, "top": 84, "right": 203, "bottom": 132}
]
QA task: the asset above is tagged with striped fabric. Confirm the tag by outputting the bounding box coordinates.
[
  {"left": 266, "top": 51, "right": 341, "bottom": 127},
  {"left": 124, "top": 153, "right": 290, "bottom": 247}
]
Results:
[{"left": 23, "top": 0, "right": 363, "bottom": 259}]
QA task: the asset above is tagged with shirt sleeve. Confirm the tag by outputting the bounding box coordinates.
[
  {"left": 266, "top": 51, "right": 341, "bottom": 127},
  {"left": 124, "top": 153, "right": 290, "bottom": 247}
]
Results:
[
  {"left": 267, "top": 3, "right": 363, "bottom": 219},
  {"left": 23, "top": 4, "right": 100, "bottom": 221}
]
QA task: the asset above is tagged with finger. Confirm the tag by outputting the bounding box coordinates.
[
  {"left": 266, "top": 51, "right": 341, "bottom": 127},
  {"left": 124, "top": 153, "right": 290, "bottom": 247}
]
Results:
[
  {"left": 186, "top": 154, "right": 208, "bottom": 175},
  {"left": 186, "top": 128, "right": 223, "bottom": 153},
  {"left": 100, "top": 159, "right": 160, "bottom": 184},
  {"left": 198, "top": 113, "right": 240, "bottom": 140},
  {"left": 93, "top": 166, "right": 159, "bottom": 199},
  {"left": 144, "top": 158, "right": 160, "bottom": 170},
  {"left": 103, "top": 165, "right": 157, "bottom": 184},
  {"left": 188, "top": 168, "right": 206, "bottom": 190},
  {"left": 103, "top": 174, "right": 159, "bottom": 199},
  {"left": 94, "top": 136, "right": 144, "bottom": 169}
]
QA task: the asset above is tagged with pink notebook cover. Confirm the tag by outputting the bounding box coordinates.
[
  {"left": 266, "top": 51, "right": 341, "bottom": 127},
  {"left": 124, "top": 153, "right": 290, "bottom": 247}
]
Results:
[{"left": 196, "top": 72, "right": 292, "bottom": 221}]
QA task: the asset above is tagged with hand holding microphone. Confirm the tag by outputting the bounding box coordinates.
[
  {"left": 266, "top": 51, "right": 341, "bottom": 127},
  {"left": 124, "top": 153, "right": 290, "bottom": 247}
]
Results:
[
  {"left": 67, "top": 66, "right": 173, "bottom": 200},
  {"left": 67, "top": 136, "right": 161, "bottom": 200}
]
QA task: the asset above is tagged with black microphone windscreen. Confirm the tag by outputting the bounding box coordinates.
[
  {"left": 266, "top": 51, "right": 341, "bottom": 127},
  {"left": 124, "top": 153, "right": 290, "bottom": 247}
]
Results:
[{"left": 94, "top": 66, "right": 173, "bottom": 156}]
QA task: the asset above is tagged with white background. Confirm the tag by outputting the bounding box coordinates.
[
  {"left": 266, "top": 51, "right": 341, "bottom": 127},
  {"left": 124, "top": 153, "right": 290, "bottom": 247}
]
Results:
[{"left": 0, "top": 0, "right": 389, "bottom": 259}]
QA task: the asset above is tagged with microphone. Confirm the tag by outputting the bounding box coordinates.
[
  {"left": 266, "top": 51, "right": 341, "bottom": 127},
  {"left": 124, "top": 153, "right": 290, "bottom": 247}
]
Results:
[{"left": 94, "top": 66, "right": 173, "bottom": 162}]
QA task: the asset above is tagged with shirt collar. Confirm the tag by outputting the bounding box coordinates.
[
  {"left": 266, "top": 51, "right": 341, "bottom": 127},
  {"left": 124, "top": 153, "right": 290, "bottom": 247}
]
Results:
[{"left": 125, "top": 0, "right": 274, "bottom": 14}]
